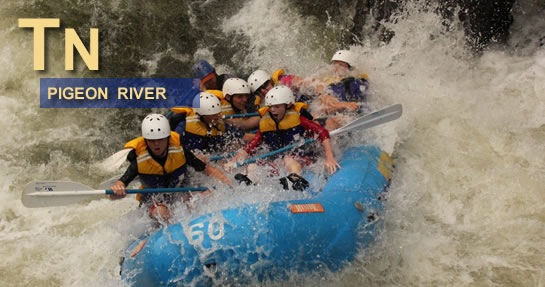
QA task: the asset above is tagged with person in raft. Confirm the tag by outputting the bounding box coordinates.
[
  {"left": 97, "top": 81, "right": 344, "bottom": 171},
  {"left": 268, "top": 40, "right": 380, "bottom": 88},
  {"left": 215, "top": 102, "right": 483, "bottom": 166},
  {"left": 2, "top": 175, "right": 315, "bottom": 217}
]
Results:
[
  {"left": 108, "top": 113, "right": 232, "bottom": 222},
  {"left": 247, "top": 70, "right": 315, "bottom": 120},
  {"left": 225, "top": 85, "right": 340, "bottom": 191},
  {"left": 172, "top": 92, "right": 255, "bottom": 158},
  {"left": 311, "top": 49, "right": 370, "bottom": 130},
  {"left": 247, "top": 69, "right": 312, "bottom": 107},
  {"left": 192, "top": 59, "right": 232, "bottom": 91},
  {"left": 220, "top": 78, "right": 261, "bottom": 131}
]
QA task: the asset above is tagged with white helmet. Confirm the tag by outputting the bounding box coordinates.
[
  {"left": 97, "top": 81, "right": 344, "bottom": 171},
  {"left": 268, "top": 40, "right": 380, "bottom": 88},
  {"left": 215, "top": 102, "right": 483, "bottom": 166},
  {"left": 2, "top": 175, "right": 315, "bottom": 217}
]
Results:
[
  {"left": 222, "top": 78, "right": 251, "bottom": 96},
  {"left": 331, "top": 50, "right": 354, "bottom": 67},
  {"left": 264, "top": 85, "right": 295, "bottom": 106},
  {"left": 247, "top": 70, "right": 270, "bottom": 93},
  {"left": 193, "top": 92, "right": 221, "bottom": 115},
  {"left": 142, "top": 113, "right": 170, "bottom": 140}
]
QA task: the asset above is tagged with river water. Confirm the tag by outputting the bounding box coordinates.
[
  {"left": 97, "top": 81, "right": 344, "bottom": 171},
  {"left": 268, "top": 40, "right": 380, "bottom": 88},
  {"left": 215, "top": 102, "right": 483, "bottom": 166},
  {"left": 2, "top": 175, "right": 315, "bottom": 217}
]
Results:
[{"left": 1, "top": 0, "right": 544, "bottom": 286}]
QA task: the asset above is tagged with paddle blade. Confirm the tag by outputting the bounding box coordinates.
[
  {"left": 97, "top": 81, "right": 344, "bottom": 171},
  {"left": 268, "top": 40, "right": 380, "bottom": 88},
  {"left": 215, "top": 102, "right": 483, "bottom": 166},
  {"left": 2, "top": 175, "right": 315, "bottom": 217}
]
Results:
[
  {"left": 93, "top": 149, "right": 132, "bottom": 174},
  {"left": 330, "top": 104, "right": 402, "bottom": 136},
  {"left": 22, "top": 181, "right": 102, "bottom": 208}
]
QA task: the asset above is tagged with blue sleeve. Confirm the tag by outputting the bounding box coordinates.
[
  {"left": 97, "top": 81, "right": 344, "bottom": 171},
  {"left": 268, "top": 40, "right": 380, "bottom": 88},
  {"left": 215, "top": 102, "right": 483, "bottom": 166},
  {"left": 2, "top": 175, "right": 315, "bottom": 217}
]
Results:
[
  {"left": 349, "top": 78, "right": 369, "bottom": 102},
  {"left": 174, "top": 120, "right": 186, "bottom": 135},
  {"left": 329, "top": 82, "right": 347, "bottom": 102}
]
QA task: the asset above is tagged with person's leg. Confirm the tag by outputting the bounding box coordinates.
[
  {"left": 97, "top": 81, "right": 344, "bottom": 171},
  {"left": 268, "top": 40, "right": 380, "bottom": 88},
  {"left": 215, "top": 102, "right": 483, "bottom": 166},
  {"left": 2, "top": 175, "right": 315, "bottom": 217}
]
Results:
[
  {"left": 246, "top": 163, "right": 258, "bottom": 183},
  {"left": 194, "top": 152, "right": 210, "bottom": 164},
  {"left": 283, "top": 156, "right": 303, "bottom": 175},
  {"left": 281, "top": 156, "right": 309, "bottom": 191},
  {"left": 149, "top": 203, "right": 171, "bottom": 223}
]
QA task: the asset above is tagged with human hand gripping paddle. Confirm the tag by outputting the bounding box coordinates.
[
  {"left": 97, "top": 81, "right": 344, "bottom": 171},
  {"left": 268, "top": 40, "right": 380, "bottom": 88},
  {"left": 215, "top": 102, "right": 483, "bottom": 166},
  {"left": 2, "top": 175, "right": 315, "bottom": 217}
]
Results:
[
  {"left": 21, "top": 181, "right": 208, "bottom": 208},
  {"left": 225, "top": 104, "right": 402, "bottom": 169}
]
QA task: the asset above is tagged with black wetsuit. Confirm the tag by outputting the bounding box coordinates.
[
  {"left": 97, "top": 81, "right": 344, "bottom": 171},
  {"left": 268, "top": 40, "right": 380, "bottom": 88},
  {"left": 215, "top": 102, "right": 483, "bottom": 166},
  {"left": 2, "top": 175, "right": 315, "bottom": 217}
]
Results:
[{"left": 119, "top": 148, "right": 207, "bottom": 206}]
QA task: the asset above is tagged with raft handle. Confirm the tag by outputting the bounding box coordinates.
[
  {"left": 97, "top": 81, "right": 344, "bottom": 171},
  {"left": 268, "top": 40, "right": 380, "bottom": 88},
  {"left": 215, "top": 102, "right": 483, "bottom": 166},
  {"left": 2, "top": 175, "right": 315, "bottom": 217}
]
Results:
[
  {"left": 204, "top": 262, "right": 217, "bottom": 274},
  {"left": 367, "top": 212, "right": 378, "bottom": 223}
]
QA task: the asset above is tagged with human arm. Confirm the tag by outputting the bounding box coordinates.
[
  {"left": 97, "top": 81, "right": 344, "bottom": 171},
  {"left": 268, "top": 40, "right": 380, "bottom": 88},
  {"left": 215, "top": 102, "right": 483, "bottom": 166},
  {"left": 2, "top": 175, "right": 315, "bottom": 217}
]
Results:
[
  {"left": 242, "top": 133, "right": 256, "bottom": 142},
  {"left": 204, "top": 165, "right": 232, "bottom": 186},
  {"left": 300, "top": 117, "right": 340, "bottom": 174},
  {"left": 224, "top": 116, "right": 261, "bottom": 131},
  {"left": 184, "top": 148, "right": 232, "bottom": 187},
  {"left": 299, "top": 108, "right": 314, "bottom": 120},
  {"left": 108, "top": 149, "right": 137, "bottom": 199},
  {"left": 243, "top": 130, "right": 262, "bottom": 155},
  {"left": 321, "top": 138, "right": 340, "bottom": 174},
  {"left": 300, "top": 116, "right": 330, "bottom": 142},
  {"left": 223, "top": 149, "right": 248, "bottom": 171},
  {"left": 224, "top": 130, "right": 262, "bottom": 171},
  {"left": 319, "top": 94, "right": 359, "bottom": 114}
]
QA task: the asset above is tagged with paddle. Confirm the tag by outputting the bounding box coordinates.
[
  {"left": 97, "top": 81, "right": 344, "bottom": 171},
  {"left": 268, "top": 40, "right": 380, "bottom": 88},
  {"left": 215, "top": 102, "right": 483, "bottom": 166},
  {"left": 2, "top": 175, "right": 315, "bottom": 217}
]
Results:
[
  {"left": 237, "top": 104, "right": 402, "bottom": 167},
  {"left": 93, "top": 149, "right": 133, "bottom": 174},
  {"left": 223, "top": 112, "right": 259, "bottom": 119},
  {"left": 22, "top": 181, "right": 208, "bottom": 208},
  {"left": 209, "top": 152, "right": 237, "bottom": 162}
]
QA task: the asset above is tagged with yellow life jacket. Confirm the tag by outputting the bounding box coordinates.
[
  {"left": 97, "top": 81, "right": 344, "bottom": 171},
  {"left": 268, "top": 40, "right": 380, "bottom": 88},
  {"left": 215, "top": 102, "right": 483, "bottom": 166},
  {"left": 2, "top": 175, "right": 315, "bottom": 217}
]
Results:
[
  {"left": 124, "top": 131, "right": 186, "bottom": 175},
  {"left": 258, "top": 102, "right": 308, "bottom": 132},
  {"left": 254, "top": 95, "right": 262, "bottom": 107},
  {"left": 271, "top": 69, "right": 285, "bottom": 85},
  {"left": 171, "top": 107, "right": 225, "bottom": 137}
]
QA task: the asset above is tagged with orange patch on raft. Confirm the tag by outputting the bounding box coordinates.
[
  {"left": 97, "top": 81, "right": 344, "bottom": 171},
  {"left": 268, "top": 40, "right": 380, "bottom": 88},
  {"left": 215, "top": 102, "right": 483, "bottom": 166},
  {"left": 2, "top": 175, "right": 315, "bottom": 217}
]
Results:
[
  {"left": 130, "top": 240, "right": 147, "bottom": 258},
  {"left": 290, "top": 203, "right": 325, "bottom": 213}
]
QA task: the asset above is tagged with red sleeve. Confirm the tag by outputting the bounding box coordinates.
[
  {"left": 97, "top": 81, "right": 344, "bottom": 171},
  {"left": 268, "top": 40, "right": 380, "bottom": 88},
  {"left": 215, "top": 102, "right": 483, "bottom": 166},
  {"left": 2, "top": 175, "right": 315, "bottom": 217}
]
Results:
[
  {"left": 300, "top": 116, "right": 330, "bottom": 142},
  {"left": 243, "top": 130, "right": 263, "bottom": 154}
]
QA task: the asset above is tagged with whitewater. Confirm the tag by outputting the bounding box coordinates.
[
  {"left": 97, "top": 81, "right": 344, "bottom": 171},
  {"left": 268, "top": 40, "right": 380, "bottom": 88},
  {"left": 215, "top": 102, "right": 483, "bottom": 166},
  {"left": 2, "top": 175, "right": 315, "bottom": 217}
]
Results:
[{"left": 1, "top": 0, "right": 544, "bottom": 286}]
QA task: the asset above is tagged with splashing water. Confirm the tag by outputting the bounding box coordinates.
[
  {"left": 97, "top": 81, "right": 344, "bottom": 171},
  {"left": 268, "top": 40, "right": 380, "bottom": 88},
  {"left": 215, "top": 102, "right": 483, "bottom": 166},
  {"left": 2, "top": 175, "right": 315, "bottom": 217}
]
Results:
[{"left": 1, "top": 0, "right": 545, "bottom": 286}]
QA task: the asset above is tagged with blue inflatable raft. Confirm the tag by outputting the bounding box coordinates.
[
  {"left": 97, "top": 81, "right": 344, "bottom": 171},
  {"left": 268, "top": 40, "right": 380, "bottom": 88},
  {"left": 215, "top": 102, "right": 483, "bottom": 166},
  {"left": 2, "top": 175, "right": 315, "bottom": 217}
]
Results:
[{"left": 121, "top": 145, "right": 393, "bottom": 286}]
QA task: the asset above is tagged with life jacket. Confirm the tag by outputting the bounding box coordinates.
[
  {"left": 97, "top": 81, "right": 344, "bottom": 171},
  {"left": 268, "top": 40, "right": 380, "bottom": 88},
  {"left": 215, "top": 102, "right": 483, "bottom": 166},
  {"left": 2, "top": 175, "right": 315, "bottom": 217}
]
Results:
[
  {"left": 252, "top": 69, "right": 300, "bottom": 107},
  {"left": 170, "top": 106, "right": 226, "bottom": 152},
  {"left": 272, "top": 68, "right": 296, "bottom": 88},
  {"left": 124, "top": 132, "right": 187, "bottom": 189},
  {"left": 271, "top": 69, "right": 285, "bottom": 85},
  {"left": 257, "top": 103, "right": 308, "bottom": 151},
  {"left": 325, "top": 73, "right": 369, "bottom": 103},
  {"left": 254, "top": 95, "right": 262, "bottom": 107}
]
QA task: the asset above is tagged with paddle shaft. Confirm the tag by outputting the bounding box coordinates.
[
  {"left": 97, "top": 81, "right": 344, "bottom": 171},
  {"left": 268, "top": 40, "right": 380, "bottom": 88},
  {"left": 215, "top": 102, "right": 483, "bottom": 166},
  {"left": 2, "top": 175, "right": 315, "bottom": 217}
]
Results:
[
  {"left": 239, "top": 139, "right": 315, "bottom": 166},
  {"left": 223, "top": 112, "right": 259, "bottom": 119},
  {"left": 27, "top": 187, "right": 208, "bottom": 197}
]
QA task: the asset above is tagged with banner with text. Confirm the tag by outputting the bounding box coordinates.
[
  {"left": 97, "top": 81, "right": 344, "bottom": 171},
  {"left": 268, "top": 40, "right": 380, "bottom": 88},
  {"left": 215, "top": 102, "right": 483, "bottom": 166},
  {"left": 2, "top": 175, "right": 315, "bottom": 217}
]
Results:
[{"left": 40, "top": 78, "right": 200, "bottom": 108}]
